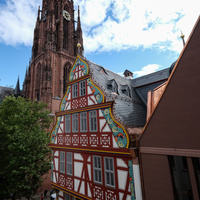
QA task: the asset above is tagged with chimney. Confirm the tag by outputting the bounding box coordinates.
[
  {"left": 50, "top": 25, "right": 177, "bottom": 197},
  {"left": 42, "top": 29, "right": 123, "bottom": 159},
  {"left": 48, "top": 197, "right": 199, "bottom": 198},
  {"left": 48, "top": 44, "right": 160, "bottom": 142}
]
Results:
[{"left": 123, "top": 69, "right": 133, "bottom": 78}]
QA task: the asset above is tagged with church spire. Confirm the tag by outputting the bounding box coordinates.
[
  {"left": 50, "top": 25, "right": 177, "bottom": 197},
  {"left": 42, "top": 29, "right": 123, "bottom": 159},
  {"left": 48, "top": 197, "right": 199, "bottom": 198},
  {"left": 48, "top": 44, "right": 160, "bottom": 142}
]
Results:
[{"left": 14, "top": 76, "right": 20, "bottom": 97}]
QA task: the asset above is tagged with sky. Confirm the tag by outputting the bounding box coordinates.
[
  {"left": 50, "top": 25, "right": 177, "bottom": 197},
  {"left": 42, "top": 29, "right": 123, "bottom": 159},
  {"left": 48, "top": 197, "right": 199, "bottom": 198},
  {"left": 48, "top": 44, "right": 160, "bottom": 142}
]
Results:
[{"left": 0, "top": 0, "right": 199, "bottom": 88}]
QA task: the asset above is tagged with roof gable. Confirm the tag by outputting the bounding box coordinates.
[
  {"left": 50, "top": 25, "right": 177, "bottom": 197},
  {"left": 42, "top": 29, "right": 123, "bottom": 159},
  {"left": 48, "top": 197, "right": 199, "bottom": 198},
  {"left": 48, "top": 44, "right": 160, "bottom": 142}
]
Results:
[{"left": 140, "top": 16, "right": 200, "bottom": 150}]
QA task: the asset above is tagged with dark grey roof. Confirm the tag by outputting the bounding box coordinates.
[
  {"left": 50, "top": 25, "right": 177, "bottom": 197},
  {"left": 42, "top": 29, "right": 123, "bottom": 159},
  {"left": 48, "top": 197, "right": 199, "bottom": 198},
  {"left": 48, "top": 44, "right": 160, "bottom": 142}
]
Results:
[
  {"left": 85, "top": 59, "right": 171, "bottom": 128},
  {"left": 88, "top": 60, "right": 146, "bottom": 128},
  {"left": 132, "top": 68, "right": 170, "bottom": 88}
]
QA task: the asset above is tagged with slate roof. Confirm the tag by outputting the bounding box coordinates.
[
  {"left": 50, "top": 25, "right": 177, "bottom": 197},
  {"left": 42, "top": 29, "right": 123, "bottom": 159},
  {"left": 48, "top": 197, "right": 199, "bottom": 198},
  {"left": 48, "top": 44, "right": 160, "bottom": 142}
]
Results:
[{"left": 85, "top": 59, "right": 171, "bottom": 128}]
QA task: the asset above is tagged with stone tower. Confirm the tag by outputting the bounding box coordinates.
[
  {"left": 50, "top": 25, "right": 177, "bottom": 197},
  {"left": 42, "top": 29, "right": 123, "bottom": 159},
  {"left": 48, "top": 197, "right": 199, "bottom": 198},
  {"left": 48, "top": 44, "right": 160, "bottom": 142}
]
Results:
[{"left": 23, "top": 0, "right": 84, "bottom": 111}]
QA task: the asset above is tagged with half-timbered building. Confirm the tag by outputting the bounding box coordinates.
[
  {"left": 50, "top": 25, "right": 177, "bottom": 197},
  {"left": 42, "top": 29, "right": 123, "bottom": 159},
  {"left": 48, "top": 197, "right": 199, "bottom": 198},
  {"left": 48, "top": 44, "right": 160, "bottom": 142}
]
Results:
[{"left": 49, "top": 53, "right": 172, "bottom": 199}]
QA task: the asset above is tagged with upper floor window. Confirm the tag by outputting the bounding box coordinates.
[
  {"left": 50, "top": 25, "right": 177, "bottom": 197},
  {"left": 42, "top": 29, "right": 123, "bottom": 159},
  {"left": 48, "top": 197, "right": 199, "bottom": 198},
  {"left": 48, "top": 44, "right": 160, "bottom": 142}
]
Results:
[
  {"left": 80, "top": 112, "right": 87, "bottom": 132},
  {"left": 60, "top": 151, "right": 65, "bottom": 173},
  {"left": 104, "top": 157, "right": 115, "bottom": 187},
  {"left": 65, "top": 115, "right": 70, "bottom": 133},
  {"left": 93, "top": 156, "right": 102, "bottom": 184},
  {"left": 79, "top": 80, "right": 86, "bottom": 96},
  {"left": 72, "top": 113, "right": 78, "bottom": 132},
  {"left": 72, "top": 83, "right": 78, "bottom": 98},
  {"left": 89, "top": 110, "right": 97, "bottom": 132},
  {"left": 67, "top": 152, "right": 72, "bottom": 175}
]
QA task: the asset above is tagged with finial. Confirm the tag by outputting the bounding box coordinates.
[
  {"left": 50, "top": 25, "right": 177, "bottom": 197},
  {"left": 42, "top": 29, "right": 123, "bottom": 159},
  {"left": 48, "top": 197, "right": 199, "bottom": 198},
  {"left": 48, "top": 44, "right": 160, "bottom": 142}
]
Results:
[
  {"left": 77, "top": 43, "right": 81, "bottom": 55},
  {"left": 180, "top": 30, "right": 185, "bottom": 47}
]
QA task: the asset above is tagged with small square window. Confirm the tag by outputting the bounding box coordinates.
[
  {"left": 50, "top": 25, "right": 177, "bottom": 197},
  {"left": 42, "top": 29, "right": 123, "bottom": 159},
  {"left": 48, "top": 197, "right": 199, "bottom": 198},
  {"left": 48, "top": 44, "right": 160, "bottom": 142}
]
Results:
[
  {"left": 80, "top": 112, "right": 87, "bottom": 132},
  {"left": 79, "top": 80, "right": 86, "bottom": 97},
  {"left": 72, "top": 113, "right": 78, "bottom": 132},
  {"left": 72, "top": 83, "right": 78, "bottom": 98},
  {"left": 65, "top": 115, "right": 70, "bottom": 133},
  {"left": 89, "top": 110, "right": 97, "bottom": 132}
]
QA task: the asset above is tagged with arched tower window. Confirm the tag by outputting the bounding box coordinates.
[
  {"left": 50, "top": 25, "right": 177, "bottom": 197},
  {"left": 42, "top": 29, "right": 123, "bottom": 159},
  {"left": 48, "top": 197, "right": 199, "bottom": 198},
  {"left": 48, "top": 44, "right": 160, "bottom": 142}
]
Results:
[
  {"left": 36, "top": 63, "right": 41, "bottom": 101},
  {"left": 63, "top": 62, "right": 71, "bottom": 94}
]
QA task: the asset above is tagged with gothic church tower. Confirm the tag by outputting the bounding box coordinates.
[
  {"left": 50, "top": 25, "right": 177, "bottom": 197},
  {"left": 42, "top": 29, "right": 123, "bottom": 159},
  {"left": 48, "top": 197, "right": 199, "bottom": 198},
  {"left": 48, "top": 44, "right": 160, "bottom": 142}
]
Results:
[{"left": 24, "top": 0, "right": 84, "bottom": 111}]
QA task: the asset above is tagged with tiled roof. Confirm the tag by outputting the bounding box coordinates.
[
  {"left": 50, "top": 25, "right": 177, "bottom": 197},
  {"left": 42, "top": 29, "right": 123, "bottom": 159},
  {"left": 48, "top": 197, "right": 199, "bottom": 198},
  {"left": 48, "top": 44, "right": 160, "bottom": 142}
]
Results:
[{"left": 85, "top": 59, "right": 171, "bottom": 128}]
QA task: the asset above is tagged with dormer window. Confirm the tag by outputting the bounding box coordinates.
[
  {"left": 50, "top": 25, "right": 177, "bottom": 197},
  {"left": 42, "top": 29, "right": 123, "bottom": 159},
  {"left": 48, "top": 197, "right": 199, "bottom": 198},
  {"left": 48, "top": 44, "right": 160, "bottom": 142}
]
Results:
[
  {"left": 121, "top": 85, "right": 131, "bottom": 97},
  {"left": 107, "top": 80, "right": 118, "bottom": 94}
]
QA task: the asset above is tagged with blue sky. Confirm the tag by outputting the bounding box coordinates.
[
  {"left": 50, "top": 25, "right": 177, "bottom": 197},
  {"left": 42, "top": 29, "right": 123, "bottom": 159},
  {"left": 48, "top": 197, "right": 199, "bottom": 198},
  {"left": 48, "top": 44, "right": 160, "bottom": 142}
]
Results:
[{"left": 0, "top": 0, "right": 199, "bottom": 88}]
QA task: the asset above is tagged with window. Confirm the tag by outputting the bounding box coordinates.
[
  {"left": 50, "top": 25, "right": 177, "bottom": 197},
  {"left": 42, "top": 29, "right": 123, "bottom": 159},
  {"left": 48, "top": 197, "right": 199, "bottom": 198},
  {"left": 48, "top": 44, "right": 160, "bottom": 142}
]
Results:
[
  {"left": 72, "top": 83, "right": 78, "bottom": 98},
  {"left": 89, "top": 110, "right": 97, "bottom": 132},
  {"left": 72, "top": 113, "right": 78, "bottom": 132},
  {"left": 67, "top": 152, "right": 72, "bottom": 175},
  {"left": 80, "top": 112, "right": 87, "bottom": 132},
  {"left": 65, "top": 115, "right": 70, "bottom": 133},
  {"left": 192, "top": 157, "right": 200, "bottom": 196},
  {"left": 60, "top": 151, "right": 65, "bottom": 173},
  {"left": 93, "top": 156, "right": 102, "bottom": 184},
  {"left": 168, "top": 156, "right": 193, "bottom": 200},
  {"left": 79, "top": 80, "right": 86, "bottom": 96},
  {"left": 65, "top": 193, "right": 70, "bottom": 200},
  {"left": 104, "top": 157, "right": 115, "bottom": 187}
]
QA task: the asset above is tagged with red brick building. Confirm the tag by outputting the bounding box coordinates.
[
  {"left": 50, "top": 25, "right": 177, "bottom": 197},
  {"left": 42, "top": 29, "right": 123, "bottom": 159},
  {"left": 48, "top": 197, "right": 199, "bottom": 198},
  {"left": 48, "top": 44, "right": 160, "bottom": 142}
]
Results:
[{"left": 23, "top": 0, "right": 84, "bottom": 113}]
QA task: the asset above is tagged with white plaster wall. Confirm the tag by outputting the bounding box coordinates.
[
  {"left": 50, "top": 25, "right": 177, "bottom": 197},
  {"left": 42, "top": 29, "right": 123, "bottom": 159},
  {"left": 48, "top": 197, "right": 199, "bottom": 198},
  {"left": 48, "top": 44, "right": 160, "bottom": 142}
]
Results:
[
  {"left": 74, "top": 162, "right": 83, "bottom": 178},
  {"left": 87, "top": 86, "right": 92, "bottom": 94},
  {"left": 112, "top": 135, "right": 119, "bottom": 148},
  {"left": 74, "top": 153, "right": 83, "bottom": 161},
  {"left": 80, "top": 181, "right": 85, "bottom": 195},
  {"left": 87, "top": 164, "right": 91, "bottom": 181},
  {"left": 133, "top": 164, "right": 143, "bottom": 200},
  {"left": 74, "top": 179, "right": 80, "bottom": 192},
  {"left": 117, "top": 170, "right": 128, "bottom": 190},
  {"left": 117, "top": 158, "right": 127, "bottom": 168},
  {"left": 54, "top": 158, "right": 58, "bottom": 171},
  {"left": 54, "top": 150, "right": 58, "bottom": 157}
]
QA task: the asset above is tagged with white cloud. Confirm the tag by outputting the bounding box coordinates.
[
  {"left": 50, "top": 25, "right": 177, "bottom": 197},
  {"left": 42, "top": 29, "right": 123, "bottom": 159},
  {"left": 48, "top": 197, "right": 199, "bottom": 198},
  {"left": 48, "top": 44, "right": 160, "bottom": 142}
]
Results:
[
  {"left": 0, "top": 0, "right": 42, "bottom": 46},
  {"left": 133, "top": 64, "right": 160, "bottom": 77},
  {"left": 0, "top": 0, "right": 199, "bottom": 54}
]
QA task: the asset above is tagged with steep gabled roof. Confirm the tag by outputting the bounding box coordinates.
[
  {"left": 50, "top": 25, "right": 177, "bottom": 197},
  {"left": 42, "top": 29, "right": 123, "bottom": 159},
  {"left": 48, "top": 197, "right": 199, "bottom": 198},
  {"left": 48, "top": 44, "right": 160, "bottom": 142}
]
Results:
[
  {"left": 140, "top": 16, "right": 200, "bottom": 150},
  {"left": 88, "top": 60, "right": 146, "bottom": 128}
]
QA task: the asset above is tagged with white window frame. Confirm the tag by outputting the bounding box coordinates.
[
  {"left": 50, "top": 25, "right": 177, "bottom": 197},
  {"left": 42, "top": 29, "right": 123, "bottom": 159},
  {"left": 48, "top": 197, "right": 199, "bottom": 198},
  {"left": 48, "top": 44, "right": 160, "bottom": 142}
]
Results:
[
  {"left": 80, "top": 112, "right": 87, "bottom": 132},
  {"left": 65, "top": 115, "right": 70, "bottom": 133},
  {"left": 72, "top": 113, "right": 78, "bottom": 132},
  {"left": 89, "top": 110, "right": 97, "bottom": 132},
  {"left": 72, "top": 83, "right": 78, "bottom": 98},
  {"left": 60, "top": 151, "right": 65, "bottom": 173},
  {"left": 93, "top": 156, "right": 102, "bottom": 184},
  {"left": 104, "top": 157, "right": 115, "bottom": 187},
  {"left": 79, "top": 80, "right": 86, "bottom": 97},
  {"left": 67, "top": 152, "right": 73, "bottom": 175}
]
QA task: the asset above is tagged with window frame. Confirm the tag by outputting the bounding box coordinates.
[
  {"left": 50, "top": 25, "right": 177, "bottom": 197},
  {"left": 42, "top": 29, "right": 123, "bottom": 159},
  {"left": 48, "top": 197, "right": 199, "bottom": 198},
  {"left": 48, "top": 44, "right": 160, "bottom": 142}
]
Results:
[
  {"left": 65, "top": 115, "right": 71, "bottom": 133},
  {"left": 89, "top": 110, "right": 97, "bottom": 132},
  {"left": 72, "top": 83, "right": 78, "bottom": 99},
  {"left": 93, "top": 155, "right": 102, "bottom": 184},
  {"left": 79, "top": 80, "right": 86, "bottom": 97},
  {"left": 60, "top": 151, "right": 65, "bottom": 173},
  {"left": 104, "top": 157, "right": 115, "bottom": 187},
  {"left": 80, "top": 112, "right": 87, "bottom": 132},
  {"left": 67, "top": 152, "right": 73, "bottom": 176},
  {"left": 72, "top": 113, "right": 78, "bottom": 132}
]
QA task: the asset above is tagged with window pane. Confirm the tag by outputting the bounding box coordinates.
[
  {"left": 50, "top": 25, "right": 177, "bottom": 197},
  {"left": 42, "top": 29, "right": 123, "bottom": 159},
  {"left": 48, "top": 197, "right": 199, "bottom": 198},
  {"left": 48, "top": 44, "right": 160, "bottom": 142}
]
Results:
[
  {"left": 65, "top": 115, "right": 70, "bottom": 132},
  {"left": 192, "top": 157, "right": 200, "bottom": 196},
  {"left": 168, "top": 156, "right": 193, "bottom": 200}
]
